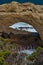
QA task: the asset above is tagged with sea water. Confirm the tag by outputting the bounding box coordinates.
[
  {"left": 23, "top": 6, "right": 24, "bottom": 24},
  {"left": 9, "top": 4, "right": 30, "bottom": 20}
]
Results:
[
  {"left": 19, "top": 49, "right": 35, "bottom": 55},
  {"left": 0, "top": 0, "right": 43, "bottom": 5}
]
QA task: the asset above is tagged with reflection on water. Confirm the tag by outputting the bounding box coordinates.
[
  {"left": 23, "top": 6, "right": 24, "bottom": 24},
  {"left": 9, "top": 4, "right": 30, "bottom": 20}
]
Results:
[
  {"left": 19, "top": 49, "right": 35, "bottom": 55},
  {"left": 17, "top": 45, "right": 35, "bottom": 55},
  {"left": 9, "top": 22, "right": 37, "bottom": 32}
]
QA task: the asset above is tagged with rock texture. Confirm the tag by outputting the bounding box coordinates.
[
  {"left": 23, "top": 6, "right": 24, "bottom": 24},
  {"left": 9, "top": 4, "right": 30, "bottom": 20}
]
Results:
[
  {"left": 1, "top": 32, "right": 42, "bottom": 47},
  {"left": 0, "top": 2, "right": 43, "bottom": 41}
]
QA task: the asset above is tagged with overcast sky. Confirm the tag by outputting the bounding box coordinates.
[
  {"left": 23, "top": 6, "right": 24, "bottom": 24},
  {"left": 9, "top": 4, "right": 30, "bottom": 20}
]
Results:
[{"left": 9, "top": 22, "right": 37, "bottom": 32}]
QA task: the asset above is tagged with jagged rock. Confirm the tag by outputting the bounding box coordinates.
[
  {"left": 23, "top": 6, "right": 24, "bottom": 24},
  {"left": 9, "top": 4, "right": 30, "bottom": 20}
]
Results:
[
  {"left": 0, "top": 2, "right": 43, "bottom": 41},
  {"left": 8, "top": 32, "right": 14, "bottom": 38},
  {"left": 1, "top": 32, "right": 9, "bottom": 38}
]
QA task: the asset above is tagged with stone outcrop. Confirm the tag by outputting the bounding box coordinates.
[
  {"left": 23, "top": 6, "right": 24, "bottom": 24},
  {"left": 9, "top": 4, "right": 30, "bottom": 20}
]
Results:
[
  {"left": 0, "top": 2, "right": 43, "bottom": 41},
  {"left": 1, "top": 31, "right": 42, "bottom": 47}
]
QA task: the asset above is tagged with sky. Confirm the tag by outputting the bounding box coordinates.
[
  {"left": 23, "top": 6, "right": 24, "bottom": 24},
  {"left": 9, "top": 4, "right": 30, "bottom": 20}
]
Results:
[
  {"left": 9, "top": 22, "right": 37, "bottom": 32},
  {"left": 0, "top": 0, "right": 43, "bottom": 4}
]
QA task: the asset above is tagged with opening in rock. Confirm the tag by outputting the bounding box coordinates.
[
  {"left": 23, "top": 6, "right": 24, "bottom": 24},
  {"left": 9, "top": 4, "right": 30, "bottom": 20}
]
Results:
[
  {"left": 9, "top": 22, "right": 37, "bottom": 33},
  {"left": 9, "top": 22, "right": 41, "bottom": 54},
  {"left": 9, "top": 22, "right": 41, "bottom": 43}
]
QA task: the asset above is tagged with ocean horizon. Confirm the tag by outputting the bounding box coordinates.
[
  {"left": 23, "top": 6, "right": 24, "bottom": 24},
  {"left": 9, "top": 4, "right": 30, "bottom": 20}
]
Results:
[{"left": 0, "top": 0, "right": 43, "bottom": 5}]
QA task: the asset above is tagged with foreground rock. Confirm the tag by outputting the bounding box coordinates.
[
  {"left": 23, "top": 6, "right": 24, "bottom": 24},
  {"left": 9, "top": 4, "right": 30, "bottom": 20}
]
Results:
[
  {"left": 1, "top": 31, "right": 42, "bottom": 47},
  {"left": 0, "top": 36, "right": 43, "bottom": 65},
  {"left": 0, "top": 2, "right": 43, "bottom": 41}
]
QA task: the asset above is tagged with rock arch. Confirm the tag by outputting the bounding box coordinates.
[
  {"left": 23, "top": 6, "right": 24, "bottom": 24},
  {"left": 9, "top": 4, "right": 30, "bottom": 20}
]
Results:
[
  {"left": 22, "top": 14, "right": 43, "bottom": 41},
  {"left": 0, "top": 2, "right": 43, "bottom": 42},
  {"left": 9, "top": 13, "right": 43, "bottom": 41},
  {"left": 0, "top": 13, "right": 43, "bottom": 42}
]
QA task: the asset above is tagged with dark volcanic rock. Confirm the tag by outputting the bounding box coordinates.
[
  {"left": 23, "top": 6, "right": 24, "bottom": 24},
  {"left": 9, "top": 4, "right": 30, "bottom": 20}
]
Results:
[
  {"left": 8, "top": 32, "right": 14, "bottom": 38},
  {"left": 1, "top": 31, "right": 42, "bottom": 47},
  {"left": 1, "top": 32, "right": 9, "bottom": 38}
]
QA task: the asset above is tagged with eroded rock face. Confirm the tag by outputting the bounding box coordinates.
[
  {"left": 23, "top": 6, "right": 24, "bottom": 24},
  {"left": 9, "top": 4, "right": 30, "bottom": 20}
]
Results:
[
  {"left": 0, "top": 2, "right": 43, "bottom": 41},
  {"left": 1, "top": 31, "right": 41, "bottom": 47}
]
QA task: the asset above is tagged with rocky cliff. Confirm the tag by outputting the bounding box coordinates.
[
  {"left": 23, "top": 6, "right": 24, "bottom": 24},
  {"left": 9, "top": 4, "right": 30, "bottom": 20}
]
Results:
[{"left": 0, "top": 2, "right": 43, "bottom": 41}]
